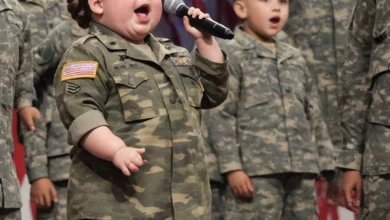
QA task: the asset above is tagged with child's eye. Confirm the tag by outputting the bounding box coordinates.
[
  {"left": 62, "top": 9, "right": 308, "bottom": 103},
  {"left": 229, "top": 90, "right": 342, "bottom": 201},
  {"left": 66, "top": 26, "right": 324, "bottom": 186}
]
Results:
[{"left": 280, "top": 0, "right": 288, "bottom": 3}]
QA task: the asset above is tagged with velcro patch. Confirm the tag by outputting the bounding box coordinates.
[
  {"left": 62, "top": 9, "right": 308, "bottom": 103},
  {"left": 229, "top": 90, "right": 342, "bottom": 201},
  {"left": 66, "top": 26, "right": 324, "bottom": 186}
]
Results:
[
  {"left": 170, "top": 56, "right": 192, "bottom": 66},
  {"left": 61, "top": 61, "right": 98, "bottom": 81}
]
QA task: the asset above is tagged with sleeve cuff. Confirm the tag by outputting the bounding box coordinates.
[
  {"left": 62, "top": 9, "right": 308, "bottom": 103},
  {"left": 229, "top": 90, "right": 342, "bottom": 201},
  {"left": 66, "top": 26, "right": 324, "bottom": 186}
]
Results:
[
  {"left": 218, "top": 154, "right": 243, "bottom": 174},
  {"left": 27, "top": 166, "right": 49, "bottom": 183},
  {"left": 16, "top": 98, "right": 33, "bottom": 110},
  {"left": 69, "top": 110, "right": 108, "bottom": 147},
  {"left": 337, "top": 149, "right": 362, "bottom": 171},
  {"left": 194, "top": 50, "right": 228, "bottom": 76}
]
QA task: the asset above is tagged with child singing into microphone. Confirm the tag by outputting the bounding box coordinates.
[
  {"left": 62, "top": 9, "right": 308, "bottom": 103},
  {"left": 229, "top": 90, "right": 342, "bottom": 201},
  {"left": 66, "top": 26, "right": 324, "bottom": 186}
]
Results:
[{"left": 54, "top": 0, "right": 229, "bottom": 219}]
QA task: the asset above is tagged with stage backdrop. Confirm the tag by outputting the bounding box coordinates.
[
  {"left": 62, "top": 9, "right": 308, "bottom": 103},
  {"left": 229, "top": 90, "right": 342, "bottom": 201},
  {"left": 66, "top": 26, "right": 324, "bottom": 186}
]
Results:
[{"left": 12, "top": 1, "right": 353, "bottom": 219}]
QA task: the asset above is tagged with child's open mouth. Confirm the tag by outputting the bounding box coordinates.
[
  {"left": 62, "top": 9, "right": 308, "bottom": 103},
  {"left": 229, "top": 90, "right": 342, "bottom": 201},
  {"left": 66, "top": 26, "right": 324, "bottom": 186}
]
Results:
[
  {"left": 270, "top": 16, "right": 280, "bottom": 24},
  {"left": 134, "top": 4, "right": 150, "bottom": 21}
]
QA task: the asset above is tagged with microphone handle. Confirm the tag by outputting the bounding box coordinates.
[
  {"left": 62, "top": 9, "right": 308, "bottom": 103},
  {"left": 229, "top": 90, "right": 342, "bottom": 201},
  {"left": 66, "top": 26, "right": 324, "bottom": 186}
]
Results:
[{"left": 176, "top": 5, "right": 234, "bottom": 39}]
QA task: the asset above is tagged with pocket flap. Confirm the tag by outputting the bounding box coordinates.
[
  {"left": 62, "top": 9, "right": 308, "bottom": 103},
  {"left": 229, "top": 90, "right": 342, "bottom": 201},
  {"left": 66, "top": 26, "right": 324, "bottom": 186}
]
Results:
[
  {"left": 243, "top": 92, "right": 272, "bottom": 109},
  {"left": 113, "top": 71, "right": 149, "bottom": 89}
]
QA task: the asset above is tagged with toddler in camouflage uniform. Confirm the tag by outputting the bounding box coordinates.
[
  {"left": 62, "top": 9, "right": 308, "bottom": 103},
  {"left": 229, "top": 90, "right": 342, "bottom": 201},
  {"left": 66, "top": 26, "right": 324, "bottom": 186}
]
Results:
[
  {"left": 203, "top": 0, "right": 336, "bottom": 219},
  {"left": 53, "top": 0, "right": 229, "bottom": 219}
]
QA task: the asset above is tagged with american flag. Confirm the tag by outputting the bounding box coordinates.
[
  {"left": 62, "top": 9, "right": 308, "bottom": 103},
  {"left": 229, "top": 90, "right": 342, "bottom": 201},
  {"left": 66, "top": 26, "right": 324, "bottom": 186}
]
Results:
[{"left": 61, "top": 62, "right": 98, "bottom": 81}]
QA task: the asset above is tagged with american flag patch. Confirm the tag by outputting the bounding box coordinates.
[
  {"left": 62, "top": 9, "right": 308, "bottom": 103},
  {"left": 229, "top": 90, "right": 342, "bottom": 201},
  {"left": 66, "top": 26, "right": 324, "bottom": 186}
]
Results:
[{"left": 61, "top": 61, "right": 98, "bottom": 81}]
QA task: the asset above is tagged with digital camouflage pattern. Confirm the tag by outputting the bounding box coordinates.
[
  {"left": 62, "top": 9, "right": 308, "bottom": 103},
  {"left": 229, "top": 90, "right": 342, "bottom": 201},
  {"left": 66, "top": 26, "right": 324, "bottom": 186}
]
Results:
[
  {"left": 0, "top": 0, "right": 34, "bottom": 217},
  {"left": 360, "top": 174, "right": 390, "bottom": 220},
  {"left": 284, "top": 0, "right": 355, "bottom": 150},
  {"left": 32, "top": 20, "right": 87, "bottom": 82},
  {"left": 36, "top": 182, "right": 67, "bottom": 220},
  {"left": 337, "top": 0, "right": 389, "bottom": 218},
  {"left": 338, "top": 0, "right": 390, "bottom": 175},
  {"left": 224, "top": 173, "right": 317, "bottom": 220},
  {"left": 23, "top": 19, "right": 86, "bottom": 184},
  {"left": 18, "top": 0, "right": 67, "bottom": 47},
  {"left": 199, "top": 32, "right": 292, "bottom": 220},
  {"left": 208, "top": 26, "right": 335, "bottom": 177},
  {"left": 54, "top": 22, "right": 229, "bottom": 220}
]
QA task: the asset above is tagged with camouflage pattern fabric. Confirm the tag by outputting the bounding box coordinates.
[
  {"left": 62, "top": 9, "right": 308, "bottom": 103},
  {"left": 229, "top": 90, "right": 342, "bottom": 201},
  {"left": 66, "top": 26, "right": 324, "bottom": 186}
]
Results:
[
  {"left": 360, "top": 174, "right": 390, "bottom": 220},
  {"left": 18, "top": 1, "right": 72, "bottom": 210},
  {"left": 18, "top": 0, "right": 67, "bottom": 47},
  {"left": 22, "top": 94, "right": 72, "bottom": 182},
  {"left": 338, "top": 0, "right": 390, "bottom": 175},
  {"left": 224, "top": 173, "right": 317, "bottom": 220},
  {"left": 210, "top": 182, "right": 225, "bottom": 220},
  {"left": 36, "top": 181, "right": 68, "bottom": 220},
  {"left": 208, "top": 25, "right": 335, "bottom": 177},
  {"left": 23, "top": 20, "right": 85, "bottom": 184},
  {"left": 0, "top": 0, "right": 33, "bottom": 216},
  {"left": 54, "top": 22, "right": 229, "bottom": 220},
  {"left": 32, "top": 20, "right": 87, "bottom": 82},
  {"left": 284, "top": 0, "right": 355, "bottom": 150},
  {"left": 0, "top": 208, "right": 21, "bottom": 220}
]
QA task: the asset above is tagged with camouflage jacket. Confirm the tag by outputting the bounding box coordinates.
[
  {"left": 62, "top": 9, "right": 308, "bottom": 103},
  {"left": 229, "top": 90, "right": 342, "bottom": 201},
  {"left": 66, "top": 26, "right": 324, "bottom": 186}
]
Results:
[
  {"left": 209, "top": 26, "right": 335, "bottom": 177},
  {"left": 200, "top": 31, "right": 293, "bottom": 183},
  {"left": 284, "top": 0, "right": 355, "bottom": 149},
  {"left": 23, "top": 20, "right": 86, "bottom": 183},
  {"left": 18, "top": 0, "right": 67, "bottom": 46},
  {"left": 338, "top": 0, "right": 390, "bottom": 175},
  {"left": 18, "top": 0, "right": 71, "bottom": 183},
  {"left": 54, "top": 22, "right": 229, "bottom": 220},
  {"left": 0, "top": 0, "right": 34, "bottom": 209}
]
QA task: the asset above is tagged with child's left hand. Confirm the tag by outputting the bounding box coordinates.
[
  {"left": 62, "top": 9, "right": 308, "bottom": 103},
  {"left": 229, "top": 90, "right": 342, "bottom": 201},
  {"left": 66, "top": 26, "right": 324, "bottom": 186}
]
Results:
[{"left": 182, "top": 7, "right": 212, "bottom": 40}]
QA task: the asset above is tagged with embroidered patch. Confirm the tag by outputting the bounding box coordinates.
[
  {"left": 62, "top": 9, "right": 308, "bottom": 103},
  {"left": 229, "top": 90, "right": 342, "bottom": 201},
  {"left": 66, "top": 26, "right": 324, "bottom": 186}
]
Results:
[
  {"left": 65, "top": 82, "right": 81, "bottom": 94},
  {"left": 61, "top": 61, "right": 98, "bottom": 81},
  {"left": 170, "top": 56, "right": 192, "bottom": 66}
]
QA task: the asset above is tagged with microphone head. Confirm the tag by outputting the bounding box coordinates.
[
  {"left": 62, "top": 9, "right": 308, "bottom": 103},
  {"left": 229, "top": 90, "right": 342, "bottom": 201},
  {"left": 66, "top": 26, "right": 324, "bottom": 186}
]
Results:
[{"left": 163, "top": 0, "right": 185, "bottom": 15}]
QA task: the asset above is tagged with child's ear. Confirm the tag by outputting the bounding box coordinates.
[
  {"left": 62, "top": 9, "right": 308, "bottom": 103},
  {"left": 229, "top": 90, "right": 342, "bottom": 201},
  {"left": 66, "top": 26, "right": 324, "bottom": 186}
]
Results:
[
  {"left": 233, "top": 0, "right": 248, "bottom": 20},
  {"left": 88, "top": 0, "right": 103, "bottom": 15}
]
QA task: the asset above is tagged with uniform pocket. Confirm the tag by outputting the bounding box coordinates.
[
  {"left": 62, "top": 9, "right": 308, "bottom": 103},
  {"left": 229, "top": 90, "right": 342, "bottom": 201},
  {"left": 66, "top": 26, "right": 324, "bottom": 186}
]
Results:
[
  {"left": 178, "top": 66, "right": 204, "bottom": 108},
  {"left": 368, "top": 72, "right": 390, "bottom": 126},
  {"left": 113, "top": 70, "right": 159, "bottom": 122}
]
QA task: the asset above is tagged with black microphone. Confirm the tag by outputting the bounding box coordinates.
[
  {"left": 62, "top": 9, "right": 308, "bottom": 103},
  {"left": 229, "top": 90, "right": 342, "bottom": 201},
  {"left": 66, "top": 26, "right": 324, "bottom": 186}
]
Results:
[{"left": 163, "top": 0, "right": 234, "bottom": 40}]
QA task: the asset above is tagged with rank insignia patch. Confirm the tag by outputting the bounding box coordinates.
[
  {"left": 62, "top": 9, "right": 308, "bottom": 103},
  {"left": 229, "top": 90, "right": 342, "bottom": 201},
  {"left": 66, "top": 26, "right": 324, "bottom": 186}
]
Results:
[{"left": 170, "top": 56, "right": 192, "bottom": 66}]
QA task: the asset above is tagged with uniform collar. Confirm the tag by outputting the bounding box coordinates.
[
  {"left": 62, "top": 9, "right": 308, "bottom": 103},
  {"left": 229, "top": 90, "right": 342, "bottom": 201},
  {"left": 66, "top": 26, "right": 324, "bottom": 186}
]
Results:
[
  {"left": 234, "top": 24, "right": 294, "bottom": 62},
  {"left": 89, "top": 22, "right": 182, "bottom": 64}
]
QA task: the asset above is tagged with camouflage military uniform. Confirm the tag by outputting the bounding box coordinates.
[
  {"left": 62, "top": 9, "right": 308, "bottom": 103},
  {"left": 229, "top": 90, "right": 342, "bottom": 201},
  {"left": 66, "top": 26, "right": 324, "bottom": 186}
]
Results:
[
  {"left": 17, "top": 1, "right": 71, "bottom": 219},
  {"left": 0, "top": 0, "right": 34, "bottom": 219},
  {"left": 337, "top": 0, "right": 390, "bottom": 219},
  {"left": 54, "top": 22, "right": 228, "bottom": 220},
  {"left": 207, "top": 26, "right": 335, "bottom": 219},
  {"left": 199, "top": 32, "right": 293, "bottom": 220},
  {"left": 23, "top": 19, "right": 86, "bottom": 220},
  {"left": 201, "top": 113, "right": 225, "bottom": 220},
  {"left": 284, "top": 0, "right": 355, "bottom": 150}
]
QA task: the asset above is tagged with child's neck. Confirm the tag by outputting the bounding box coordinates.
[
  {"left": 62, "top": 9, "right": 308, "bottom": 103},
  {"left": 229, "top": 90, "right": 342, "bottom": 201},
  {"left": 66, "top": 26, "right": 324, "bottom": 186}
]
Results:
[{"left": 243, "top": 26, "right": 276, "bottom": 54}]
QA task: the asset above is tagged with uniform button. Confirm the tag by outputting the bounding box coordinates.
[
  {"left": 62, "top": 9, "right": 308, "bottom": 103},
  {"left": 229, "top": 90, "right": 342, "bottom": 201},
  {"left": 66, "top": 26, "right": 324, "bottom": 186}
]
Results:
[
  {"left": 285, "top": 87, "right": 291, "bottom": 93},
  {"left": 169, "top": 95, "right": 176, "bottom": 104}
]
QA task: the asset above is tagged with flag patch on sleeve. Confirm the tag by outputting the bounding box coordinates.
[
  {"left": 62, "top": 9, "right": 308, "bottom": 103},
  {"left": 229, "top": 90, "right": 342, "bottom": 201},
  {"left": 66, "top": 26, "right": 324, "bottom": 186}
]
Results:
[{"left": 61, "top": 61, "right": 98, "bottom": 81}]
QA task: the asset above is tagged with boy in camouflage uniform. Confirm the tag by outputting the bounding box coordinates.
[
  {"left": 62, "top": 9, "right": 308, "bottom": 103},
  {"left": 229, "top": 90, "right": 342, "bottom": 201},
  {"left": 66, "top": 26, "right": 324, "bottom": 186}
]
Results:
[
  {"left": 0, "top": 0, "right": 39, "bottom": 219},
  {"left": 204, "top": 0, "right": 336, "bottom": 219},
  {"left": 338, "top": 0, "right": 390, "bottom": 219},
  {"left": 53, "top": 0, "right": 229, "bottom": 219},
  {"left": 16, "top": 0, "right": 73, "bottom": 219}
]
